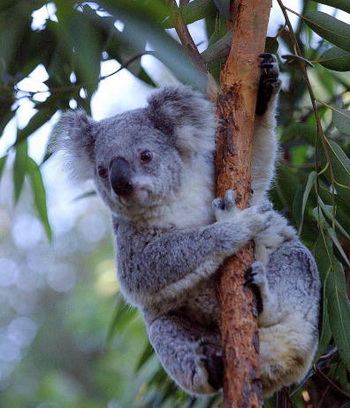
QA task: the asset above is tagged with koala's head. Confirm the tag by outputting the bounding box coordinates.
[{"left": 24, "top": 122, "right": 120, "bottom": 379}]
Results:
[{"left": 51, "top": 86, "right": 216, "bottom": 220}]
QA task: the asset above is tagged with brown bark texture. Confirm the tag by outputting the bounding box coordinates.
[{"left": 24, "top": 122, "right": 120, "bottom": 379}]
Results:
[{"left": 215, "top": 1, "right": 272, "bottom": 407}]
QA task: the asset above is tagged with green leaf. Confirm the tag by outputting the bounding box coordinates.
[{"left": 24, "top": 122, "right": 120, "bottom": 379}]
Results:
[
  {"left": 201, "top": 29, "right": 232, "bottom": 62},
  {"left": 281, "top": 122, "right": 317, "bottom": 144},
  {"left": 313, "top": 0, "right": 350, "bottom": 13},
  {"left": 316, "top": 293, "right": 332, "bottom": 360},
  {"left": 282, "top": 54, "right": 314, "bottom": 67},
  {"left": 315, "top": 231, "right": 350, "bottom": 371},
  {"left": 304, "top": 11, "right": 350, "bottom": 52},
  {"left": 292, "top": 185, "right": 304, "bottom": 226},
  {"left": 298, "top": 171, "right": 317, "bottom": 234},
  {"left": 55, "top": 6, "right": 102, "bottom": 95},
  {"left": 327, "top": 139, "right": 350, "bottom": 202},
  {"left": 0, "top": 155, "right": 8, "bottom": 182},
  {"left": 106, "top": 294, "right": 138, "bottom": 344},
  {"left": 332, "top": 108, "right": 350, "bottom": 135},
  {"left": 327, "top": 228, "right": 350, "bottom": 267},
  {"left": 13, "top": 141, "right": 28, "bottom": 202},
  {"left": 213, "top": 0, "right": 231, "bottom": 20},
  {"left": 265, "top": 37, "right": 279, "bottom": 54},
  {"left": 135, "top": 342, "right": 155, "bottom": 371},
  {"left": 326, "top": 261, "right": 350, "bottom": 371},
  {"left": 314, "top": 230, "right": 333, "bottom": 282},
  {"left": 318, "top": 184, "right": 350, "bottom": 236},
  {"left": 320, "top": 47, "right": 350, "bottom": 71},
  {"left": 318, "top": 199, "right": 350, "bottom": 240},
  {"left": 166, "top": 0, "right": 216, "bottom": 27},
  {"left": 274, "top": 164, "right": 302, "bottom": 216},
  {"left": 26, "top": 158, "right": 52, "bottom": 241}
]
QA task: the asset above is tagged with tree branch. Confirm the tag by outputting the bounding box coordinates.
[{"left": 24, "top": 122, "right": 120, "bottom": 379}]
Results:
[
  {"left": 215, "top": 0, "right": 272, "bottom": 407},
  {"left": 167, "top": 0, "right": 208, "bottom": 74}
]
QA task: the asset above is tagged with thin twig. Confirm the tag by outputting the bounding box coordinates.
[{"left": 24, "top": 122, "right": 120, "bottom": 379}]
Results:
[
  {"left": 315, "top": 366, "right": 350, "bottom": 399},
  {"left": 167, "top": 0, "right": 208, "bottom": 73},
  {"left": 317, "top": 384, "right": 331, "bottom": 408}
]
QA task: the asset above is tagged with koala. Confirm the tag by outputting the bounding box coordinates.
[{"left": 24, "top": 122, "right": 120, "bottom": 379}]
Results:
[{"left": 51, "top": 54, "right": 320, "bottom": 397}]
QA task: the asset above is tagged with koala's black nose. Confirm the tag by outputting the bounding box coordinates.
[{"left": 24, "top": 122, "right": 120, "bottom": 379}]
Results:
[{"left": 109, "top": 157, "right": 133, "bottom": 197}]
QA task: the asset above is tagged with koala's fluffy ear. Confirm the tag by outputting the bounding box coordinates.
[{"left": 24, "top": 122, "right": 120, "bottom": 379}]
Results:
[
  {"left": 50, "top": 110, "right": 97, "bottom": 181},
  {"left": 147, "top": 86, "right": 216, "bottom": 154}
]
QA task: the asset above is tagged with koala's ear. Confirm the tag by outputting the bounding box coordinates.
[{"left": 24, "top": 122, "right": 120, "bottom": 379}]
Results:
[
  {"left": 50, "top": 110, "right": 98, "bottom": 181},
  {"left": 147, "top": 86, "right": 216, "bottom": 154}
]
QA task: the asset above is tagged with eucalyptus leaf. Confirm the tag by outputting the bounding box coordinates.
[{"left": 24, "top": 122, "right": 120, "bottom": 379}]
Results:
[
  {"left": 320, "top": 47, "right": 350, "bottom": 72},
  {"left": 282, "top": 54, "right": 314, "bottom": 67},
  {"left": 0, "top": 155, "right": 7, "bottom": 182},
  {"left": 163, "top": 0, "right": 216, "bottom": 27},
  {"left": 106, "top": 293, "right": 138, "bottom": 344},
  {"left": 318, "top": 199, "right": 350, "bottom": 240},
  {"left": 201, "top": 29, "right": 232, "bottom": 62},
  {"left": 315, "top": 230, "right": 350, "bottom": 372},
  {"left": 316, "top": 290, "right": 332, "bottom": 360},
  {"left": 297, "top": 171, "right": 317, "bottom": 234},
  {"left": 304, "top": 11, "right": 350, "bottom": 52},
  {"left": 26, "top": 158, "right": 52, "bottom": 241},
  {"left": 332, "top": 108, "right": 350, "bottom": 136},
  {"left": 13, "top": 141, "right": 28, "bottom": 202},
  {"left": 265, "top": 37, "right": 279, "bottom": 54},
  {"left": 327, "top": 228, "right": 350, "bottom": 267},
  {"left": 313, "top": 0, "right": 350, "bottom": 13},
  {"left": 281, "top": 122, "right": 317, "bottom": 144},
  {"left": 323, "top": 139, "right": 350, "bottom": 202},
  {"left": 213, "top": 0, "right": 231, "bottom": 20},
  {"left": 135, "top": 342, "right": 155, "bottom": 371},
  {"left": 326, "top": 261, "right": 350, "bottom": 371}
]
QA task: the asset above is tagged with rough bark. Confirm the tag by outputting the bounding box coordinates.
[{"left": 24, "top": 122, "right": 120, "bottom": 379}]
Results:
[{"left": 215, "top": 1, "right": 272, "bottom": 407}]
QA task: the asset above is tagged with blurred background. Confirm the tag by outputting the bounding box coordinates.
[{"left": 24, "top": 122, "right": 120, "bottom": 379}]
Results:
[{"left": 0, "top": 0, "right": 350, "bottom": 407}]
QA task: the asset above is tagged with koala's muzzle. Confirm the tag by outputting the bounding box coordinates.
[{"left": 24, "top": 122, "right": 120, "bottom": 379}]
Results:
[{"left": 109, "top": 157, "right": 133, "bottom": 197}]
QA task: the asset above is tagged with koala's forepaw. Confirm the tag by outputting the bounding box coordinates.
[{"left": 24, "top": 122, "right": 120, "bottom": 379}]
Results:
[
  {"left": 245, "top": 205, "right": 273, "bottom": 234},
  {"left": 212, "top": 189, "right": 237, "bottom": 222},
  {"left": 256, "top": 53, "right": 281, "bottom": 116}
]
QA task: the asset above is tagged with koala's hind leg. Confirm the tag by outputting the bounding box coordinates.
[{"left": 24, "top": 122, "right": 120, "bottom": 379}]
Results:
[
  {"left": 147, "top": 313, "right": 223, "bottom": 395},
  {"left": 249, "top": 242, "right": 320, "bottom": 396},
  {"left": 245, "top": 261, "right": 284, "bottom": 327}
]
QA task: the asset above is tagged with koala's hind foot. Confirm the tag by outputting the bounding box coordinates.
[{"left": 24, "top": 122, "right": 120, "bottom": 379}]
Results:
[
  {"left": 147, "top": 313, "right": 223, "bottom": 395},
  {"left": 245, "top": 261, "right": 283, "bottom": 327},
  {"left": 256, "top": 53, "right": 281, "bottom": 116}
]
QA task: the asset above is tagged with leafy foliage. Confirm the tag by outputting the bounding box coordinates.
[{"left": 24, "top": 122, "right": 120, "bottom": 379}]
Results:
[{"left": 0, "top": 0, "right": 350, "bottom": 407}]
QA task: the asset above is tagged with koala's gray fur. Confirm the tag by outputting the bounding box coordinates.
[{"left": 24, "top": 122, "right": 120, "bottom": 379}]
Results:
[{"left": 51, "top": 54, "right": 320, "bottom": 397}]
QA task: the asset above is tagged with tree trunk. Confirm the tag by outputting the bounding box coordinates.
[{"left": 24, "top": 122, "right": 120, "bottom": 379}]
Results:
[{"left": 215, "top": 1, "right": 272, "bottom": 407}]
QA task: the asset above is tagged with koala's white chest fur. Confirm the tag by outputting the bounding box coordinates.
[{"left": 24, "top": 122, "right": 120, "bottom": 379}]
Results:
[{"left": 144, "top": 153, "right": 215, "bottom": 230}]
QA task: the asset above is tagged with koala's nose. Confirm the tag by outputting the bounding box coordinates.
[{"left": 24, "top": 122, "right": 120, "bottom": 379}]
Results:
[{"left": 109, "top": 157, "right": 134, "bottom": 197}]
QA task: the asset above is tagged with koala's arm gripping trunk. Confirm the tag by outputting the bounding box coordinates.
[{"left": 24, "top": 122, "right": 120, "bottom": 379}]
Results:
[{"left": 215, "top": 1, "right": 272, "bottom": 407}]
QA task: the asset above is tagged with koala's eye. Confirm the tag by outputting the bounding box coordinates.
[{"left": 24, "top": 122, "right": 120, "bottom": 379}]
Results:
[
  {"left": 139, "top": 150, "right": 153, "bottom": 164},
  {"left": 97, "top": 165, "right": 108, "bottom": 179}
]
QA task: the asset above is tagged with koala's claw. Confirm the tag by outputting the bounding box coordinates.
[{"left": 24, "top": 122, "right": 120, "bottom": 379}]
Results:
[
  {"left": 212, "top": 189, "right": 237, "bottom": 220},
  {"left": 223, "top": 189, "right": 236, "bottom": 210},
  {"left": 258, "top": 200, "right": 273, "bottom": 213},
  {"left": 256, "top": 53, "right": 281, "bottom": 116},
  {"left": 244, "top": 261, "right": 267, "bottom": 289}
]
